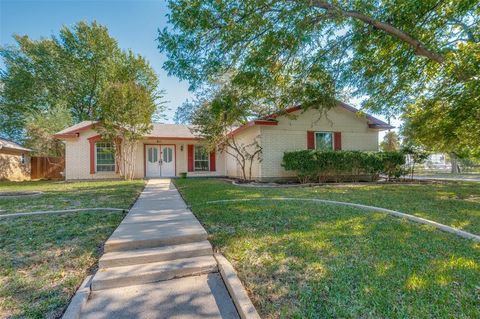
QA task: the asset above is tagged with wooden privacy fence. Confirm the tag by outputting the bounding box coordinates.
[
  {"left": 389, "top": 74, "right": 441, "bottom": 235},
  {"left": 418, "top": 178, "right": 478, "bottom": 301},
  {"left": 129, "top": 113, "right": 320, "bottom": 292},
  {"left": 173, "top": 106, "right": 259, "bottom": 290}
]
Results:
[{"left": 31, "top": 156, "right": 65, "bottom": 180}]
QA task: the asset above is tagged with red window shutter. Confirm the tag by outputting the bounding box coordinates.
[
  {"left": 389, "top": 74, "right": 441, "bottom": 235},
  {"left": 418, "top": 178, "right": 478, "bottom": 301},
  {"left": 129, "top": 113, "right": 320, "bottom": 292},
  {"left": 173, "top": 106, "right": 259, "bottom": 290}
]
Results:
[
  {"left": 334, "top": 132, "right": 342, "bottom": 150},
  {"left": 115, "top": 138, "right": 121, "bottom": 174},
  {"left": 307, "top": 131, "right": 315, "bottom": 150},
  {"left": 89, "top": 140, "right": 95, "bottom": 174},
  {"left": 209, "top": 151, "right": 216, "bottom": 171},
  {"left": 187, "top": 145, "right": 194, "bottom": 172},
  {"left": 88, "top": 135, "right": 102, "bottom": 174}
]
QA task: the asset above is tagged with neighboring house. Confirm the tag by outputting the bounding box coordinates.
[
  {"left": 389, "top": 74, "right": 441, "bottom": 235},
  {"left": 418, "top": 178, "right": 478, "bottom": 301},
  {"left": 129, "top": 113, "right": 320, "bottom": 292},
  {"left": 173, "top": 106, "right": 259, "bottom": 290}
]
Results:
[
  {"left": 0, "top": 138, "right": 32, "bottom": 181},
  {"left": 53, "top": 103, "right": 392, "bottom": 181},
  {"left": 405, "top": 153, "right": 452, "bottom": 171},
  {"left": 423, "top": 153, "right": 451, "bottom": 171}
]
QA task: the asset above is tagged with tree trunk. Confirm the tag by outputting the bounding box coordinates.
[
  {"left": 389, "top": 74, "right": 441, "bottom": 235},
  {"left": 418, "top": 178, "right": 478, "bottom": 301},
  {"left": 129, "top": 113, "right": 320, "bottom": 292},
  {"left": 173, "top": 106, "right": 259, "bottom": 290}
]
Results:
[
  {"left": 118, "top": 139, "right": 138, "bottom": 180},
  {"left": 450, "top": 153, "right": 460, "bottom": 174},
  {"left": 241, "top": 164, "right": 247, "bottom": 181}
]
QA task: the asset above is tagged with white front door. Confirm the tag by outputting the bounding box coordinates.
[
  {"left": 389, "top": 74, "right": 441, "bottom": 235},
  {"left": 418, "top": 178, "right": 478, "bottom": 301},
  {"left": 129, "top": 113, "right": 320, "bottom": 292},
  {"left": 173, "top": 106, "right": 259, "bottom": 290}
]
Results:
[
  {"left": 146, "top": 145, "right": 161, "bottom": 177},
  {"left": 160, "top": 145, "right": 175, "bottom": 177}
]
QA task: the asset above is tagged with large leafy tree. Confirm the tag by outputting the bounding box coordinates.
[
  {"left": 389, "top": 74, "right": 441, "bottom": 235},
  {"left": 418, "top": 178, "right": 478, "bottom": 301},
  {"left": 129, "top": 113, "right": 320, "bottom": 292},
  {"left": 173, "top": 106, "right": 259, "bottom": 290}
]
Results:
[
  {"left": 95, "top": 80, "right": 159, "bottom": 180},
  {"left": 93, "top": 50, "right": 162, "bottom": 180},
  {"left": 0, "top": 21, "right": 119, "bottom": 140},
  {"left": 24, "top": 106, "right": 73, "bottom": 157},
  {"left": 185, "top": 86, "right": 263, "bottom": 180},
  {"left": 380, "top": 131, "right": 400, "bottom": 152},
  {"left": 402, "top": 42, "right": 480, "bottom": 158},
  {"left": 158, "top": 0, "right": 479, "bottom": 151},
  {"left": 0, "top": 21, "right": 162, "bottom": 149}
]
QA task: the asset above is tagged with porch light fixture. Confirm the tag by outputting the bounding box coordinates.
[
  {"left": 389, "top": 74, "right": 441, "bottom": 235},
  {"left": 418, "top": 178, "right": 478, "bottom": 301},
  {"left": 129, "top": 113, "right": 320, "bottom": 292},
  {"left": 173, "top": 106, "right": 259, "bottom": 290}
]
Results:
[{"left": 180, "top": 145, "right": 184, "bottom": 152}]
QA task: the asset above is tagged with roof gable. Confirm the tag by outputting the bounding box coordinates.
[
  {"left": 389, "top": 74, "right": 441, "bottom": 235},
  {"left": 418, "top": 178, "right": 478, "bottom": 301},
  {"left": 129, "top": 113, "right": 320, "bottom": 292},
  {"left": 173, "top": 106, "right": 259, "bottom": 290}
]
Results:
[
  {"left": 145, "top": 124, "right": 200, "bottom": 139},
  {"left": 336, "top": 102, "right": 393, "bottom": 129},
  {"left": 229, "top": 102, "right": 393, "bottom": 137},
  {"left": 0, "top": 138, "right": 31, "bottom": 152}
]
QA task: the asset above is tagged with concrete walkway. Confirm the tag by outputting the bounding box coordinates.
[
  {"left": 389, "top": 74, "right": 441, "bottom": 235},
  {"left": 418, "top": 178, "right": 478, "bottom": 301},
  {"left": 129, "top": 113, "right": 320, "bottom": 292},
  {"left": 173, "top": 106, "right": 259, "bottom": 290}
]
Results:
[{"left": 80, "top": 179, "right": 240, "bottom": 319}]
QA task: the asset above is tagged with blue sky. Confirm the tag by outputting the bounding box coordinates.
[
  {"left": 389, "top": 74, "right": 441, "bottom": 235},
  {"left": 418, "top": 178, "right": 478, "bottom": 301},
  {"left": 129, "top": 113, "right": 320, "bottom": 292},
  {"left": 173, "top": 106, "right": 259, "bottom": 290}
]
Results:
[
  {"left": 0, "top": 0, "right": 192, "bottom": 122},
  {"left": 0, "top": 0, "right": 397, "bottom": 132}
]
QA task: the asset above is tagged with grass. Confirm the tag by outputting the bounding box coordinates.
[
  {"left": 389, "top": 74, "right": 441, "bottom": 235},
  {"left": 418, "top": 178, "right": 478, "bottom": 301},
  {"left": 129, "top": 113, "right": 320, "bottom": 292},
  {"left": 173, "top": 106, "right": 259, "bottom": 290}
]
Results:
[
  {"left": 175, "top": 178, "right": 480, "bottom": 318},
  {"left": 177, "top": 179, "right": 480, "bottom": 235},
  {"left": 0, "top": 180, "right": 144, "bottom": 318},
  {"left": 0, "top": 180, "right": 145, "bottom": 214}
]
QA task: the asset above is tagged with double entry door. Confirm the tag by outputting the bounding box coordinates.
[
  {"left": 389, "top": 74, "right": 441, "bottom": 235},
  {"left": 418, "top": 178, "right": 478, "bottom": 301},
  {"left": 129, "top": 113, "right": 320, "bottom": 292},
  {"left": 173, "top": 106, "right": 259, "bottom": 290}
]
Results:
[{"left": 146, "top": 145, "right": 175, "bottom": 177}]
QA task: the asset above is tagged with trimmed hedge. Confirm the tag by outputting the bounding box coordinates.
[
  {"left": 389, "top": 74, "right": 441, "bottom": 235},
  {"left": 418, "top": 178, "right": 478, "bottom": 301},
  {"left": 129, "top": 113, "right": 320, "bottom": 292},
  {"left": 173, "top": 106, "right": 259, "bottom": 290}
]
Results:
[{"left": 282, "top": 150, "right": 406, "bottom": 183}]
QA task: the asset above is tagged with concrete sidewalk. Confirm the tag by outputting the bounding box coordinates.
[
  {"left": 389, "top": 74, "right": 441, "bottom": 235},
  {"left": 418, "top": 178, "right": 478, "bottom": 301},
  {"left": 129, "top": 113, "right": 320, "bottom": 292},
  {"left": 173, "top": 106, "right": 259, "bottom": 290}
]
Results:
[{"left": 79, "top": 179, "right": 240, "bottom": 319}]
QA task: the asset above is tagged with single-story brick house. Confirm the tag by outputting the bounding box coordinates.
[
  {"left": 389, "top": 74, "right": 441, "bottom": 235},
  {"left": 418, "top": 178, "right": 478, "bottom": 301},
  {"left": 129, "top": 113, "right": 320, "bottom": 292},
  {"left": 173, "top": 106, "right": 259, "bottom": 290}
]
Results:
[
  {"left": 0, "top": 137, "right": 32, "bottom": 181},
  {"left": 53, "top": 103, "right": 392, "bottom": 181}
]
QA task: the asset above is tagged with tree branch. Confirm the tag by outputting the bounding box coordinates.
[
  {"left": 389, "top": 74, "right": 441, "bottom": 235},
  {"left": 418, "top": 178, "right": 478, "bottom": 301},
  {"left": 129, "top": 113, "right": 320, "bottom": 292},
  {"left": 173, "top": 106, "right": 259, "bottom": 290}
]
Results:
[
  {"left": 449, "top": 19, "right": 477, "bottom": 43},
  {"left": 309, "top": 0, "right": 445, "bottom": 63}
]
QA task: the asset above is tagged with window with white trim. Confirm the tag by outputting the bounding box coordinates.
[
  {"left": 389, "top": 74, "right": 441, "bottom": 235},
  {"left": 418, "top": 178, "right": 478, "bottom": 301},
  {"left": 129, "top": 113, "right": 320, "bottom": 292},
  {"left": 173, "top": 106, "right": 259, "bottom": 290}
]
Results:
[
  {"left": 96, "top": 142, "right": 115, "bottom": 172},
  {"left": 194, "top": 145, "right": 209, "bottom": 171},
  {"left": 315, "top": 132, "right": 333, "bottom": 151}
]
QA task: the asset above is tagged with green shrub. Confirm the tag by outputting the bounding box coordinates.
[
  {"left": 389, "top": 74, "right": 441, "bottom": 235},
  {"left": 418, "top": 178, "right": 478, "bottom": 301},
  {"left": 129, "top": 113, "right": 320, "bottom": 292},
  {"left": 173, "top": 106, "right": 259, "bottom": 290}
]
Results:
[
  {"left": 378, "top": 151, "right": 407, "bottom": 181},
  {"left": 282, "top": 150, "right": 317, "bottom": 183},
  {"left": 282, "top": 150, "right": 405, "bottom": 183}
]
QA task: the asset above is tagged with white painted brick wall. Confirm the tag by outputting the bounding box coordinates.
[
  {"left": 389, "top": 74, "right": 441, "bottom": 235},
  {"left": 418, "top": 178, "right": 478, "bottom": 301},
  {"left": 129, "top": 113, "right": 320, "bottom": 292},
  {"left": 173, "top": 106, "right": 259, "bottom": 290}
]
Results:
[
  {"left": 64, "top": 131, "right": 226, "bottom": 179},
  {"left": 63, "top": 106, "right": 379, "bottom": 180},
  {"left": 259, "top": 107, "right": 380, "bottom": 179},
  {"left": 224, "top": 126, "right": 262, "bottom": 179}
]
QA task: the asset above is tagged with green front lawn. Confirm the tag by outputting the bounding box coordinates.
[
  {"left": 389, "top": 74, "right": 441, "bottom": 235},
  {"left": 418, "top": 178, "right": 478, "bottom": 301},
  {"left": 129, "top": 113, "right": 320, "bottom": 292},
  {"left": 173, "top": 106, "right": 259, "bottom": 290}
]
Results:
[
  {"left": 0, "top": 180, "right": 144, "bottom": 318},
  {"left": 179, "top": 179, "right": 480, "bottom": 235},
  {"left": 0, "top": 180, "right": 144, "bottom": 214},
  {"left": 175, "top": 178, "right": 480, "bottom": 318}
]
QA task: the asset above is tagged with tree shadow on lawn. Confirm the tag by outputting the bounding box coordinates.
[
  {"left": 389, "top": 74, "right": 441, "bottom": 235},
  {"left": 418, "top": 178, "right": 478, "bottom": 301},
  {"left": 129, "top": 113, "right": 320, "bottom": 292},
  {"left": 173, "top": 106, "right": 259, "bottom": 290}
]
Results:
[
  {"left": 177, "top": 178, "right": 480, "bottom": 235},
  {"left": 195, "top": 201, "right": 480, "bottom": 319},
  {"left": 284, "top": 183, "right": 480, "bottom": 235},
  {"left": 0, "top": 211, "right": 126, "bottom": 318},
  {"left": 0, "top": 182, "right": 143, "bottom": 214}
]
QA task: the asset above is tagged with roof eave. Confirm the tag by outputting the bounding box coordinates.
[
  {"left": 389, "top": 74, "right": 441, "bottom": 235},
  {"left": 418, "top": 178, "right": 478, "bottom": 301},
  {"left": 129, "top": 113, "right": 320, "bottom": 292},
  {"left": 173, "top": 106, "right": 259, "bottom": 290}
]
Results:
[
  {"left": 0, "top": 146, "right": 32, "bottom": 152},
  {"left": 368, "top": 124, "right": 395, "bottom": 130},
  {"left": 54, "top": 122, "right": 97, "bottom": 136},
  {"left": 53, "top": 133, "right": 80, "bottom": 139},
  {"left": 145, "top": 136, "right": 203, "bottom": 141}
]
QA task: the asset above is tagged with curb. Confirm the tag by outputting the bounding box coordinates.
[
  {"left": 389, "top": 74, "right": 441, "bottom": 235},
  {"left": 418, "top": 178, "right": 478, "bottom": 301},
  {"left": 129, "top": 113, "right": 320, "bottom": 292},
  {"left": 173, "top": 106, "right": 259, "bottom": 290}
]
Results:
[
  {"left": 205, "top": 198, "right": 480, "bottom": 242},
  {"left": 61, "top": 275, "right": 91, "bottom": 319},
  {"left": 215, "top": 253, "right": 261, "bottom": 319}
]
